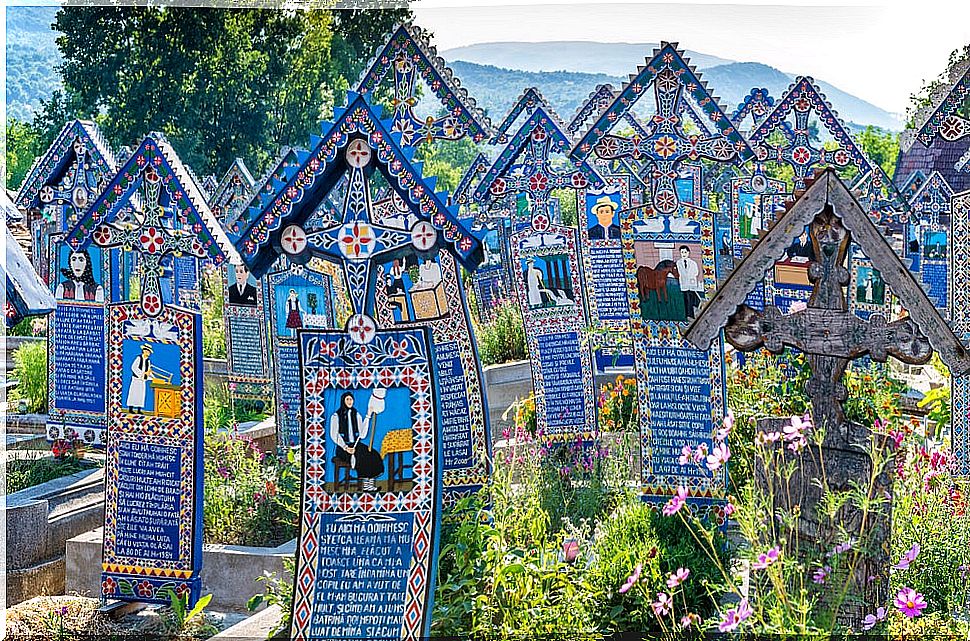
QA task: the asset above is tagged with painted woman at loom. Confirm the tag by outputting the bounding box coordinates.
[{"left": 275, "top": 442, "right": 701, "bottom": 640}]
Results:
[{"left": 329, "top": 391, "right": 385, "bottom": 492}]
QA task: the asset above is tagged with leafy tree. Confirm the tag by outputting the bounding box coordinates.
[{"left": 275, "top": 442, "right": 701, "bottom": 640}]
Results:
[
  {"left": 855, "top": 125, "right": 899, "bottom": 178},
  {"left": 44, "top": 7, "right": 409, "bottom": 175},
  {"left": 6, "top": 117, "right": 46, "bottom": 189},
  {"left": 907, "top": 44, "right": 970, "bottom": 128}
]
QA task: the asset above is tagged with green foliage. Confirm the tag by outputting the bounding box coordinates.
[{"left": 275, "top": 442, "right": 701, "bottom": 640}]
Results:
[
  {"left": 202, "top": 385, "right": 297, "bottom": 547},
  {"left": 891, "top": 429, "right": 970, "bottom": 614},
  {"left": 247, "top": 556, "right": 295, "bottom": 637},
  {"left": 552, "top": 187, "right": 578, "bottom": 227},
  {"left": 474, "top": 299, "right": 527, "bottom": 366},
  {"left": 726, "top": 349, "right": 810, "bottom": 492},
  {"left": 203, "top": 426, "right": 298, "bottom": 547},
  {"left": 6, "top": 117, "right": 47, "bottom": 188},
  {"left": 46, "top": 7, "right": 409, "bottom": 175},
  {"left": 842, "top": 363, "right": 905, "bottom": 427},
  {"left": 855, "top": 126, "right": 899, "bottom": 178},
  {"left": 413, "top": 135, "right": 479, "bottom": 194},
  {"left": 907, "top": 44, "right": 970, "bottom": 128},
  {"left": 162, "top": 592, "right": 216, "bottom": 637},
  {"left": 596, "top": 374, "right": 638, "bottom": 433},
  {"left": 9, "top": 340, "right": 48, "bottom": 414},
  {"left": 200, "top": 266, "right": 225, "bottom": 360},
  {"left": 6, "top": 453, "right": 88, "bottom": 494}
]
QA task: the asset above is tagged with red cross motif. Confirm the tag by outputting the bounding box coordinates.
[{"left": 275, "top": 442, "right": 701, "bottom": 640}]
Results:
[
  {"left": 411, "top": 221, "right": 437, "bottom": 251},
  {"left": 346, "top": 139, "right": 372, "bottom": 169},
  {"left": 280, "top": 224, "right": 307, "bottom": 255},
  {"left": 142, "top": 293, "right": 162, "bottom": 316},
  {"left": 347, "top": 313, "right": 376, "bottom": 344},
  {"left": 832, "top": 149, "right": 851, "bottom": 166},
  {"left": 337, "top": 222, "right": 376, "bottom": 259},
  {"left": 532, "top": 212, "right": 550, "bottom": 232},
  {"left": 791, "top": 146, "right": 811, "bottom": 165}
]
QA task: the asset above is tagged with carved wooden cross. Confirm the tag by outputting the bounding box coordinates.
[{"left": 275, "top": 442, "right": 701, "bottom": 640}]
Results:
[
  {"left": 592, "top": 68, "right": 737, "bottom": 215},
  {"left": 90, "top": 164, "right": 208, "bottom": 317},
  {"left": 723, "top": 203, "right": 932, "bottom": 434},
  {"left": 487, "top": 127, "right": 589, "bottom": 232}
]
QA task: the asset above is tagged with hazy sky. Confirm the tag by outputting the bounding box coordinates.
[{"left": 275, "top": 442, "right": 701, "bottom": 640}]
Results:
[{"left": 412, "top": 0, "right": 970, "bottom": 116}]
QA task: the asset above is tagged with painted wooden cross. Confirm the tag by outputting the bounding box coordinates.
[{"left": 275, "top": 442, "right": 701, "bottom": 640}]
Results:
[
  {"left": 87, "top": 162, "right": 210, "bottom": 317},
  {"left": 277, "top": 137, "right": 426, "bottom": 344},
  {"left": 486, "top": 126, "right": 589, "bottom": 231},
  {"left": 591, "top": 67, "right": 738, "bottom": 215},
  {"left": 356, "top": 24, "right": 491, "bottom": 147}
]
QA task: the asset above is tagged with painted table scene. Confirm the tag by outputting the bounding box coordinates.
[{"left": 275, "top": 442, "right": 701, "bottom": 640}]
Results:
[{"left": 6, "top": 5, "right": 970, "bottom": 640}]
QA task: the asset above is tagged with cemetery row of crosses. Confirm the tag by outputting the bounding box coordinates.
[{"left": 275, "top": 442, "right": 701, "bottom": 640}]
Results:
[{"left": 8, "top": 20, "right": 970, "bottom": 639}]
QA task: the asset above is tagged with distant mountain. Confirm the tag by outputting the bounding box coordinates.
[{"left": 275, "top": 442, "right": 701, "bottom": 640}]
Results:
[
  {"left": 443, "top": 61, "right": 623, "bottom": 124},
  {"left": 5, "top": 6, "right": 62, "bottom": 121},
  {"left": 441, "top": 42, "right": 903, "bottom": 131},
  {"left": 701, "top": 62, "right": 901, "bottom": 132},
  {"left": 441, "top": 41, "right": 734, "bottom": 77}
]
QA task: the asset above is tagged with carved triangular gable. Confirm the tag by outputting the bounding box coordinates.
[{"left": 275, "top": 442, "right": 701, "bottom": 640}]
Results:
[
  {"left": 901, "top": 58, "right": 970, "bottom": 152},
  {"left": 2, "top": 193, "right": 54, "bottom": 327},
  {"left": 490, "top": 87, "right": 567, "bottom": 145},
  {"left": 232, "top": 91, "right": 483, "bottom": 277},
  {"left": 356, "top": 23, "right": 492, "bottom": 146},
  {"left": 15, "top": 119, "right": 118, "bottom": 230},
  {"left": 473, "top": 89, "right": 606, "bottom": 207},
  {"left": 684, "top": 168, "right": 970, "bottom": 374},
  {"left": 748, "top": 77, "right": 907, "bottom": 220},
  {"left": 568, "top": 84, "right": 617, "bottom": 137},
  {"left": 64, "top": 132, "right": 236, "bottom": 266},
  {"left": 571, "top": 42, "right": 753, "bottom": 164},
  {"left": 210, "top": 158, "right": 256, "bottom": 224},
  {"left": 908, "top": 170, "right": 954, "bottom": 224},
  {"left": 226, "top": 148, "right": 304, "bottom": 239},
  {"left": 730, "top": 87, "right": 785, "bottom": 134}
]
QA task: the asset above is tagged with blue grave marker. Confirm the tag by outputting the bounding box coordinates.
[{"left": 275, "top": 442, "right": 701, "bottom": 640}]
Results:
[
  {"left": 65, "top": 132, "right": 234, "bottom": 607},
  {"left": 622, "top": 202, "right": 727, "bottom": 515},
  {"left": 232, "top": 91, "right": 485, "bottom": 638}
]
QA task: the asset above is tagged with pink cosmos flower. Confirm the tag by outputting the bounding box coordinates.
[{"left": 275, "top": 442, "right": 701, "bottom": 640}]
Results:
[
  {"left": 862, "top": 606, "right": 886, "bottom": 630},
  {"left": 715, "top": 411, "right": 735, "bottom": 442},
  {"left": 894, "top": 587, "right": 927, "bottom": 618},
  {"left": 619, "top": 563, "right": 642, "bottom": 594},
  {"left": 718, "top": 598, "right": 752, "bottom": 632},
  {"left": 706, "top": 442, "right": 730, "bottom": 472},
  {"left": 812, "top": 565, "right": 831, "bottom": 584},
  {"left": 666, "top": 567, "right": 690, "bottom": 589},
  {"left": 663, "top": 486, "right": 688, "bottom": 516},
  {"left": 691, "top": 443, "right": 709, "bottom": 463},
  {"left": 652, "top": 592, "right": 672, "bottom": 616},
  {"left": 679, "top": 444, "right": 694, "bottom": 466},
  {"left": 826, "top": 538, "right": 855, "bottom": 558},
  {"left": 680, "top": 613, "right": 701, "bottom": 629},
  {"left": 751, "top": 547, "right": 780, "bottom": 570},
  {"left": 724, "top": 501, "right": 736, "bottom": 517},
  {"left": 893, "top": 543, "right": 920, "bottom": 570}
]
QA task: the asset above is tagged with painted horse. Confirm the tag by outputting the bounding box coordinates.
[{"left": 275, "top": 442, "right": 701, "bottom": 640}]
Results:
[{"left": 636, "top": 261, "right": 679, "bottom": 303}]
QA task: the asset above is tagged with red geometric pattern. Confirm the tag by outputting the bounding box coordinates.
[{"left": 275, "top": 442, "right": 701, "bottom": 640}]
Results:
[{"left": 291, "top": 328, "right": 437, "bottom": 641}]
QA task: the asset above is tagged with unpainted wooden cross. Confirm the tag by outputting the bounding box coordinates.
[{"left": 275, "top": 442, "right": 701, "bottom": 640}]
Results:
[{"left": 723, "top": 204, "right": 932, "bottom": 433}]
